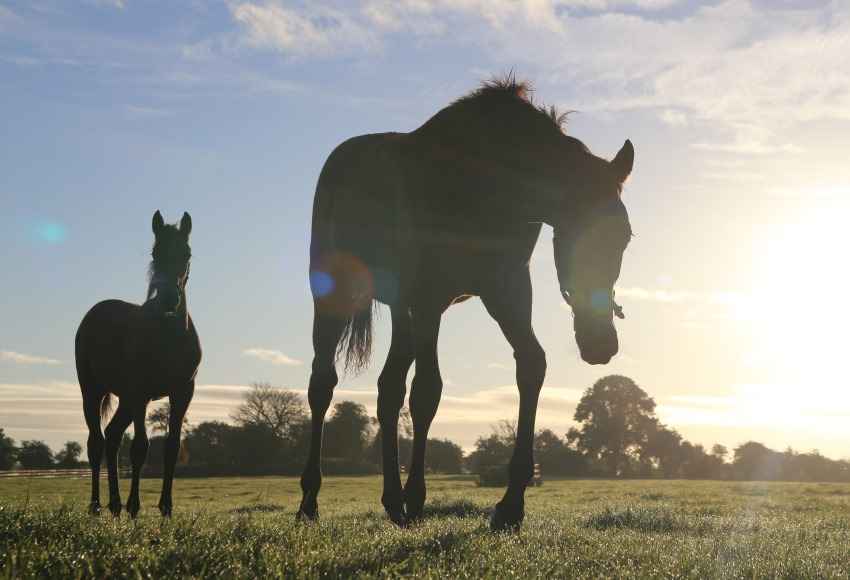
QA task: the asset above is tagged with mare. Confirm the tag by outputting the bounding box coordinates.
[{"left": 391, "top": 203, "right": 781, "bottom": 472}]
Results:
[
  {"left": 298, "top": 77, "right": 636, "bottom": 531},
  {"left": 75, "top": 210, "right": 201, "bottom": 518}
]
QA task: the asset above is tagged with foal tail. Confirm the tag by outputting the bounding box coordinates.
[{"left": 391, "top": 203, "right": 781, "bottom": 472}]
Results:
[{"left": 337, "top": 301, "right": 375, "bottom": 375}]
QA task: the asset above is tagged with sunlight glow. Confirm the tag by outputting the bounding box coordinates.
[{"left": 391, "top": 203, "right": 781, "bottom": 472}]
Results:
[{"left": 729, "top": 194, "right": 850, "bottom": 412}]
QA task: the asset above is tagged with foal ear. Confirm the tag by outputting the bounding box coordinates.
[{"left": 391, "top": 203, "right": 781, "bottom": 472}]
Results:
[
  {"left": 611, "top": 139, "right": 634, "bottom": 184},
  {"left": 179, "top": 212, "right": 192, "bottom": 237},
  {"left": 152, "top": 210, "right": 165, "bottom": 235}
]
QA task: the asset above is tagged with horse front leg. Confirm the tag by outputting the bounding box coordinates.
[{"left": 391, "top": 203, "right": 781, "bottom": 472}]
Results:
[
  {"left": 482, "top": 269, "right": 546, "bottom": 532},
  {"left": 404, "top": 304, "right": 445, "bottom": 521},
  {"left": 377, "top": 305, "right": 414, "bottom": 525},
  {"left": 126, "top": 404, "right": 149, "bottom": 518},
  {"left": 159, "top": 383, "right": 193, "bottom": 517}
]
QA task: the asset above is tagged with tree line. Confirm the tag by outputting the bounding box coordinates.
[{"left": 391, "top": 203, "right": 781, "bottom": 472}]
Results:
[{"left": 1, "top": 376, "right": 847, "bottom": 482}]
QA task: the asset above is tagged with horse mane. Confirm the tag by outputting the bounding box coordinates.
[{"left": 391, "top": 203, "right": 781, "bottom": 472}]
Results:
[{"left": 452, "top": 73, "right": 572, "bottom": 132}]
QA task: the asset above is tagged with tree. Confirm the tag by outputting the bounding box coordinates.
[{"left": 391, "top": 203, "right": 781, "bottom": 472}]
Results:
[
  {"left": 733, "top": 441, "right": 781, "bottom": 480},
  {"left": 0, "top": 428, "right": 17, "bottom": 470},
  {"left": 711, "top": 444, "right": 729, "bottom": 463},
  {"left": 18, "top": 440, "right": 54, "bottom": 469},
  {"left": 426, "top": 438, "right": 463, "bottom": 473},
  {"left": 567, "top": 375, "right": 658, "bottom": 477},
  {"left": 467, "top": 421, "right": 516, "bottom": 474},
  {"left": 323, "top": 401, "right": 373, "bottom": 461},
  {"left": 231, "top": 382, "right": 307, "bottom": 441},
  {"left": 55, "top": 441, "right": 83, "bottom": 468},
  {"left": 643, "top": 423, "right": 684, "bottom": 478},
  {"left": 534, "top": 429, "right": 586, "bottom": 476},
  {"left": 146, "top": 403, "right": 191, "bottom": 436}
]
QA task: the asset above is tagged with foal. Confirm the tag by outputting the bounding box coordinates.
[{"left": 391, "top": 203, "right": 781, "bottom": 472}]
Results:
[{"left": 75, "top": 210, "right": 201, "bottom": 518}]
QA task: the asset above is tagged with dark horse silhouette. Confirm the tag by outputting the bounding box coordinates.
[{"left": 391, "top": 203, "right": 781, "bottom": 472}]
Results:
[
  {"left": 75, "top": 211, "right": 200, "bottom": 518},
  {"left": 298, "top": 77, "right": 634, "bottom": 531}
]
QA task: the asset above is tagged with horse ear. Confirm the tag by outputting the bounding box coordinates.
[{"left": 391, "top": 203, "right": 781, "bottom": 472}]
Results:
[
  {"left": 179, "top": 212, "right": 192, "bottom": 237},
  {"left": 611, "top": 139, "right": 634, "bottom": 184},
  {"left": 152, "top": 210, "right": 165, "bottom": 235}
]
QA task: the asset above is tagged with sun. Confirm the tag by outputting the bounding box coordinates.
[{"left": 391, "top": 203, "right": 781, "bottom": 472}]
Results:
[{"left": 741, "top": 193, "right": 850, "bottom": 397}]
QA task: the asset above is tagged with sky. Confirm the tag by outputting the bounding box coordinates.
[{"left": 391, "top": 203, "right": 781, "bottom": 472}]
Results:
[{"left": 1, "top": 0, "right": 849, "bottom": 459}]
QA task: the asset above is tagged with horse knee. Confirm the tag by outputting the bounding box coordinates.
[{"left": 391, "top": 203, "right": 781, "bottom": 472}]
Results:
[{"left": 515, "top": 343, "right": 546, "bottom": 390}]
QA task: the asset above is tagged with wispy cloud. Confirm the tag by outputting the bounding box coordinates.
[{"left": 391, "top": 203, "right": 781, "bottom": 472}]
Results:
[
  {"left": 242, "top": 348, "right": 302, "bottom": 366},
  {"left": 225, "top": 1, "right": 850, "bottom": 152},
  {"left": 0, "top": 350, "right": 61, "bottom": 365},
  {"left": 230, "top": 2, "right": 377, "bottom": 57},
  {"left": 86, "top": 0, "right": 127, "bottom": 9}
]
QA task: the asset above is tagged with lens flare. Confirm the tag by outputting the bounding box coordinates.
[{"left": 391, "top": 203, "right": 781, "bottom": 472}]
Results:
[{"left": 32, "top": 221, "right": 67, "bottom": 244}]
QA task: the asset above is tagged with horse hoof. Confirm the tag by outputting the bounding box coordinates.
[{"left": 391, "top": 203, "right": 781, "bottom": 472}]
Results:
[
  {"left": 88, "top": 502, "right": 101, "bottom": 516},
  {"left": 489, "top": 504, "right": 523, "bottom": 533},
  {"left": 127, "top": 505, "right": 140, "bottom": 519},
  {"left": 296, "top": 508, "right": 318, "bottom": 523},
  {"left": 385, "top": 506, "right": 407, "bottom": 527},
  {"left": 158, "top": 503, "right": 172, "bottom": 518},
  {"left": 296, "top": 499, "right": 318, "bottom": 522},
  {"left": 108, "top": 502, "right": 122, "bottom": 518}
]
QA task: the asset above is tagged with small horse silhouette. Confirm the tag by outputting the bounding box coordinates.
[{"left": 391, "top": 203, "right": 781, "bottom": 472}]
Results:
[{"left": 75, "top": 210, "right": 201, "bottom": 518}]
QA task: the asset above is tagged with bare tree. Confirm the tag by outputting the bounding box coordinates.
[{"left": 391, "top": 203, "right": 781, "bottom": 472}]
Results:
[
  {"left": 231, "top": 382, "right": 307, "bottom": 440},
  {"left": 147, "top": 402, "right": 190, "bottom": 435}
]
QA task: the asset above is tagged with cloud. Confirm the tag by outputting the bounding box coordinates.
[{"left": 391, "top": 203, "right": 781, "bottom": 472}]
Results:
[
  {"left": 86, "top": 0, "right": 127, "bottom": 8},
  {"left": 124, "top": 104, "right": 172, "bottom": 118},
  {"left": 0, "top": 350, "right": 61, "bottom": 365},
  {"left": 242, "top": 348, "right": 303, "bottom": 366},
  {"left": 487, "top": 362, "right": 512, "bottom": 370},
  {"left": 225, "top": 1, "right": 850, "bottom": 153},
  {"left": 230, "top": 2, "right": 377, "bottom": 57}
]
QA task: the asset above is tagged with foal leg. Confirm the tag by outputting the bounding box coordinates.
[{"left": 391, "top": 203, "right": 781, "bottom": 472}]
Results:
[
  {"left": 126, "top": 404, "right": 149, "bottom": 519},
  {"left": 159, "top": 384, "right": 193, "bottom": 517},
  {"left": 81, "top": 391, "right": 105, "bottom": 515},
  {"left": 482, "top": 269, "right": 546, "bottom": 532},
  {"left": 404, "top": 304, "right": 445, "bottom": 521},
  {"left": 378, "top": 305, "right": 414, "bottom": 525},
  {"left": 297, "top": 310, "right": 346, "bottom": 521},
  {"left": 104, "top": 403, "right": 133, "bottom": 517}
]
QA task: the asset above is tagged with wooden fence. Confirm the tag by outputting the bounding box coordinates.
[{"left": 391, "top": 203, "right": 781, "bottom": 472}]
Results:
[{"left": 0, "top": 468, "right": 129, "bottom": 479}]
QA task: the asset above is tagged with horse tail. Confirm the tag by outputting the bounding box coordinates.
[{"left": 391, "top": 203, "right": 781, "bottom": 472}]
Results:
[
  {"left": 100, "top": 393, "right": 113, "bottom": 422},
  {"left": 336, "top": 300, "right": 374, "bottom": 375}
]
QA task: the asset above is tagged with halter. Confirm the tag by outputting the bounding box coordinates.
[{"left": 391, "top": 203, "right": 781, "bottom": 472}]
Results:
[
  {"left": 561, "top": 289, "right": 625, "bottom": 319},
  {"left": 148, "top": 261, "right": 190, "bottom": 302}
]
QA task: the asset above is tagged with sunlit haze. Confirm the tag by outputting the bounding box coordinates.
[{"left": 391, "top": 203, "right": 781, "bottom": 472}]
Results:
[{"left": 1, "top": 0, "right": 848, "bottom": 459}]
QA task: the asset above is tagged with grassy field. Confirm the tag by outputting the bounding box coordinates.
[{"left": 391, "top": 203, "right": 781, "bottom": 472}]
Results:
[{"left": 1, "top": 475, "right": 849, "bottom": 578}]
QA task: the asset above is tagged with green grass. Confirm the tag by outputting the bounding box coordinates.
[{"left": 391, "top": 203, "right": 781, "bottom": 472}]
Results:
[{"left": 2, "top": 476, "right": 849, "bottom": 578}]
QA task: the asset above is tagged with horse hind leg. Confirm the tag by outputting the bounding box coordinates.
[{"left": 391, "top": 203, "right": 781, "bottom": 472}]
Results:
[
  {"left": 104, "top": 402, "right": 133, "bottom": 517},
  {"left": 297, "top": 306, "right": 346, "bottom": 522},
  {"left": 378, "top": 305, "right": 414, "bottom": 525},
  {"left": 404, "top": 304, "right": 445, "bottom": 521}
]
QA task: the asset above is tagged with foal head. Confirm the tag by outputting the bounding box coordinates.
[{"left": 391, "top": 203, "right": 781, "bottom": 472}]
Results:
[
  {"left": 148, "top": 210, "right": 192, "bottom": 317},
  {"left": 554, "top": 140, "right": 634, "bottom": 365}
]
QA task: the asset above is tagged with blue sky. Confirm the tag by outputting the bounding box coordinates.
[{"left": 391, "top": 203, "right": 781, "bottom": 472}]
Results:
[{"left": 2, "top": 0, "right": 849, "bottom": 457}]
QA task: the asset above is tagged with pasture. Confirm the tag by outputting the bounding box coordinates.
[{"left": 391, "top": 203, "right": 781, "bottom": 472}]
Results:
[{"left": 1, "top": 475, "right": 849, "bottom": 578}]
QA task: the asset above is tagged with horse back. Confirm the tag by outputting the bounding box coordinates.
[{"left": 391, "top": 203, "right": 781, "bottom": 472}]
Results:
[{"left": 75, "top": 299, "right": 201, "bottom": 399}]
